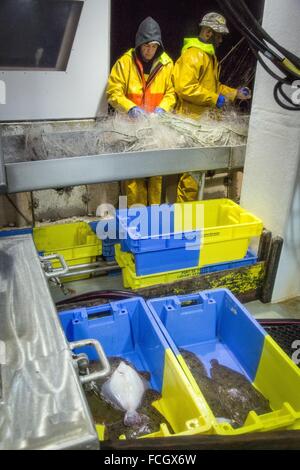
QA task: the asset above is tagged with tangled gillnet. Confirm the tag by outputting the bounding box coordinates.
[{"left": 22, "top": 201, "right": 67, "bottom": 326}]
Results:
[{"left": 3, "top": 110, "right": 249, "bottom": 163}]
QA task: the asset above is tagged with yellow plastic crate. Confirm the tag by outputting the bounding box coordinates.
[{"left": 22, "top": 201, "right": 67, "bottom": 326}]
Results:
[
  {"left": 59, "top": 298, "right": 215, "bottom": 440},
  {"left": 115, "top": 199, "right": 263, "bottom": 288},
  {"left": 33, "top": 222, "right": 102, "bottom": 282},
  {"left": 174, "top": 199, "right": 263, "bottom": 266},
  {"left": 115, "top": 244, "right": 202, "bottom": 289},
  {"left": 177, "top": 336, "right": 300, "bottom": 435},
  {"left": 147, "top": 290, "right": 300, "bottom": 435}
]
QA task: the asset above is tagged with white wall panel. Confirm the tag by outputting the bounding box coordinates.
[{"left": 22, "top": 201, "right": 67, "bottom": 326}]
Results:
[
  {"left": 241, "top": 0, "right": 300, "bottom": 301},
  {"left": 0, "top": 0, "right": 110, "bottom": 121}
]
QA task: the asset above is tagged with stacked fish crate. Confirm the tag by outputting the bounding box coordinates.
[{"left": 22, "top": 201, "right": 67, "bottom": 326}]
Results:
[{"left": 109, "top": 199, "right": 263, "bottom": 289}]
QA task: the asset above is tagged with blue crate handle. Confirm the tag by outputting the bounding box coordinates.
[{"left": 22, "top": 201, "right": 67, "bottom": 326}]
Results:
[
  {"left": 85, "top": 304, "right": 115, "bottom": 318},
  {"left": 177, "top": 293, "right": 204, "bottom": 306}
]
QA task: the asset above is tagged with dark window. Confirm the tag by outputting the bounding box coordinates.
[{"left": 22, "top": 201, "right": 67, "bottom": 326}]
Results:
[{"left": 0, "top": 0, "right": 83, "bottom": 71}]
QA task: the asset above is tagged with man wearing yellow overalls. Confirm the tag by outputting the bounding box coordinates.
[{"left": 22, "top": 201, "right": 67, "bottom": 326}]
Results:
[
  {"left": 173, "top": 12, "right": 251, "bottom": 202},
  {"left": 107, "top": 17, "right": 176, "bottom": 207}
]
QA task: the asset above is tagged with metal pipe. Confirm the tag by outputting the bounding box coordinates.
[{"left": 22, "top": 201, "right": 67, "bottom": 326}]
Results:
[
  {"left": 197, "top": 172, "right": 206, "bottom": 200},
  {"left": 69, "top": 339, "right": 111, "bottom": 383},
  {"left": 58, "top": 265, "right": 119, "bottom": 279},
  {"left": 68, "top": 261, "right": 104, "bottom": 271},
  {"left": 40, "top": 253, "right": 69, "bottom": 278}
]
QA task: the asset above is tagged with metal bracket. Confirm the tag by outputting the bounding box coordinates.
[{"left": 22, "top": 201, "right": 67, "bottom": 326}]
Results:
[
  {"left": 69, "top": 339, "right": 111, "bottom": 384},
  {"left": 39, "top": 253, "right": 69, "bottom": 278}
]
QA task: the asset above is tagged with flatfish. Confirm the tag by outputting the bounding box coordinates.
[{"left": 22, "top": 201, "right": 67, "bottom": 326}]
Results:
[
  {"left": 85, "top": 358, "right": 173, "bottom": 439},
  {"left": 210, "top": 359, "right": 271, "bottom": 426},
  {"left": 106, "top": 389, "right": 171, "bottom": 440},
  {"left": 180, "top": 351, "right": 271, "bottom": 427},
  {"left": 101, "top": 361, "right": 148, "bottom": 426},
  {"left": 179, "top": 349, "right": 230, "bottom": 420}
]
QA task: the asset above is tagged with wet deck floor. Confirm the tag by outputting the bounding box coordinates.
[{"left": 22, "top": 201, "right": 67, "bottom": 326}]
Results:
[{"left": 246, "top": 297, "right": 300, "bottom": 320}]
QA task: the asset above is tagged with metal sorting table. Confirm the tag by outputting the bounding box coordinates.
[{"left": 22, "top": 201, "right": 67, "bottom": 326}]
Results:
[
  {"left": 0, "top": 235, "right": 99, "bottom": 450},
  {"left": 2, "top": 145, "right": 245, "bottom": 194}
]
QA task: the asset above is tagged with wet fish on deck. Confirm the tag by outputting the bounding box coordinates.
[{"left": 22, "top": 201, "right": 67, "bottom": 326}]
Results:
[
  {"left": 179, "top": 349, "right": 230, "bottom": 421},
  {"left": 210, "top": 359, "right": 271, "bottom": 426},
  {"left": 180, "top": 350, "right": 272, "bottom": 428}
]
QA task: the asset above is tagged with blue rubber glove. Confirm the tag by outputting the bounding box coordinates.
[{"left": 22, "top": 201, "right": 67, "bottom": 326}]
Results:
[
  {"left": 238, "top": 87, "right": 251, "bottom": 98},
  {"left": 216, "top": 94, "right": 226, "bottom": 109},
  {"left": 128, "top": 106, "right": 146, "bottom": 118},
  {"left": 154, "top": 107, "right": 166, "bottom": 114}
]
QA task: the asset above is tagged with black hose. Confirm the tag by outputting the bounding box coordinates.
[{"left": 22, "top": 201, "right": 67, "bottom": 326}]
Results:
[
  {"left": 222, "top": 1, "right": 296, "bottom": 80},
  {"left": 221, "top": 0, "right": 282, "bottom": 61},
  {"left": 222, "top": 0, "right": 300, "bottom": 79},
  {"left": 254, "top": 52, "right": 300, "bottom": 110},
  {"left": 250, "top": 47, "right": 289, "bottom": 84},
  {"left": 217, "top": 0, "right": 300, "bottom": 111},
  {"left": 239, "top": 0, "right": 300, "bottom": 70},
  {"left": 274, "top": 82, "right": 300, "bottom": 111},
  {"left": 55, "top": 289, "right": 138, "bottom": 307},
  {"left": 222, "top": 0, "right": 300, "bottom": 75},
  {"left": 277, "top": 82, "right": 300, "bottom": 106}
]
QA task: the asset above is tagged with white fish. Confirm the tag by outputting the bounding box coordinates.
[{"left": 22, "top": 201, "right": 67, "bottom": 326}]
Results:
[{"left": 101, "top": 361, "right": 148, "bottom": 426}]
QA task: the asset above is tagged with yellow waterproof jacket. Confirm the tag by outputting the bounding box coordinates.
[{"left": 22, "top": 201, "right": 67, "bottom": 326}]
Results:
[
  {"left": 173, "top": 38, "right": 237, "bottom": 117},
  {"left": 107, "top": 49, "right": 176, "bottom": 113}
]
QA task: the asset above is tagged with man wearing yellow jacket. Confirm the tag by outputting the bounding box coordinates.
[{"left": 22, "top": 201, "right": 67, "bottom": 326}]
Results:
[
  {"left": 107, "top": 17, "right": 176, "bottom": 207},
  {"left": 173, "top": 12, "right": 251, "bottom": 201}
]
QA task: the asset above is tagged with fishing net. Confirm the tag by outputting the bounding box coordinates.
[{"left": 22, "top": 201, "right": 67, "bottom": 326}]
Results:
[
  {"left": 220, "top": 39, "right": 257, "bottom": 90},
  {"left": 3, "top": 110, "right": 249, "bottom": 163}
]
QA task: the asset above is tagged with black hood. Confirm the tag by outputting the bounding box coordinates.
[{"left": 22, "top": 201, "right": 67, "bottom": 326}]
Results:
[{"left": 135, "top": 17, "right": 164, "bottom": 50}]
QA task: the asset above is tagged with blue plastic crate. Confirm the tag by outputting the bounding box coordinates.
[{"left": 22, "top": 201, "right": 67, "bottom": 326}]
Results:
[
  {"left": 58, "top": 298, "right": 221, "bottom": 439},
  {"left": 146, "top": 289, "right": 300, "bottom": 435},
  {"left": 122, "top": 247, "right": 257, "bottom": 278},
  {"left": 0, "top": 228, "right": 33, "bottom": 237},
  {"left": 59, "top": 298, "right": 168, "bottom": 392},
  {"left": 89, "top": 221, "right": 99, "bottom": 233},
  {"left": 117, "top": 205, "right": 200, "bottom": 254},
  {"left": 90, "top": 220, "right": 118, "bottom": 261},
  {"left": 116, "top": 206, "right": 201, "bottom": 276},
  {"left": 133, "top": 245, "right": 200, "bottom": 276},
  {"left": 102, "top": 238, "right": 117, "bottom": 261},
  {"left": 200, "top": 250, "right": 257, "bottom": 274},
  {"left": 147, "top": 289, "right": 266, "bottom": 382}
]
